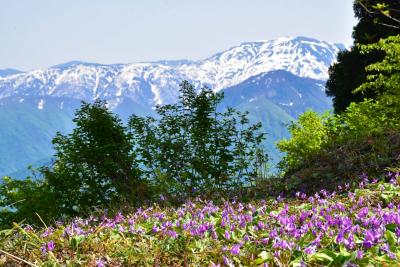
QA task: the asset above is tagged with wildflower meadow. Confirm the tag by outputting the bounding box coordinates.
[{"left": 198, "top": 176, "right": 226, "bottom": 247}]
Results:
[{"left": 1, "top": 172, "right": 400, "bottom": 266}]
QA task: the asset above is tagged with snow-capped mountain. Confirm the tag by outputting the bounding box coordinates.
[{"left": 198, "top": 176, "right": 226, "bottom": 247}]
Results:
[
  {"left": 0, "top": 68, "right": 23, "bottom": 77},
  {"left": 0, "top": 36, "right": 345, "bottom": 177},
  {"left": 220, "top": 70, "right": 331, "bottom": 118},
  {"left": 0, "top": 36, "right": 343, "bottom": 109}
]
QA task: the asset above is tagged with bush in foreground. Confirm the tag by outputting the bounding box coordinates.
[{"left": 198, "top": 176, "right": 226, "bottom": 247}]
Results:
[{"left": 1, "top": 172, "right": 400, "bottom": 266}]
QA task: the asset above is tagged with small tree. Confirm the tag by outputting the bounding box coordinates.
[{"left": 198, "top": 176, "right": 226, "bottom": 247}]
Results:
[
  {"left": 278, "top": 36, "right": 400, "bottom": 179},
  {"left": 325, "top": 0, "right": 400, "bottom": 114},
  {"left": 40, "top": 100, "right": 147, "bottom": 215},
  {"left": 277, "top": 111, "right": 331, "bottom": 172},
  {"left": 129, "top": 81, "right": 267, "bottom": 197},
  {"left": 0, "top": 83, "right": 267, "bottom": 226}
]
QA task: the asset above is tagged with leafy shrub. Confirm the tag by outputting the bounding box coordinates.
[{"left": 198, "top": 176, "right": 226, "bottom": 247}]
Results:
[
  {"left": 278, "top": 99, "right": 400, "bottom": 193},
  {"left": 282, "top": 130, "right": 400, "bottom": 193},
  {"left": 41, "top": 100, "right": 149, "bottom": 214},
  {"left": 276, "top": 110, "right": 331, "bottom": 171},
  {"left": 1, "top": 100, "right": 149, "bottom": 228},
  {"left": 277, "top": 36, "right": 400, "bottom": 191},
  {"left": 0, "top": 176, "right": 56, "bottom": 227},
  {"left": 0, "top": 81, "right": 267, "bottom": 227},
  {"left": 129, "top": 81, "right": 267, "bottom": 198}
]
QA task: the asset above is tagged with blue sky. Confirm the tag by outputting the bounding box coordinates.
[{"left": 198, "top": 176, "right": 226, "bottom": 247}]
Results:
[{"left": 0, "top": 0, "right": 356, "bottom": 70}]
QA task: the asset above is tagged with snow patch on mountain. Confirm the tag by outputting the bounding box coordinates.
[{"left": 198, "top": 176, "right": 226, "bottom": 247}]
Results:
[
  {"left": 0, "top": 36, "right": 344, "bottom": 108},
  {"left": 38, "top": 99, "right": 45, "bottom": 110}
]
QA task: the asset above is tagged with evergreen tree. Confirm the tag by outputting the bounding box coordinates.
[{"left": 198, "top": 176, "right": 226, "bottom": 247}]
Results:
[{"left": 326, "top": 0, "right": 400, "bottom": 113}]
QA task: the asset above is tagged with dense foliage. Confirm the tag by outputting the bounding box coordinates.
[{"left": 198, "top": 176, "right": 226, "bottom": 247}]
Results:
[
  {"left": 326, "top": 0, "right": 400, "bottom": 113},
  {"left": 42, "top": 100, "right": 148, "bottom": 213},
  {"left": 1, "top": 172, "right": 400, "bottom": 266},
  {"left": 356, "top": 35, "right": 400, "bottom": 111},
  {"left": 2, "top": 2, "right": 400, "bottom": 265},
  {"left": 276, "top": 111, "right": 330, "bottom": 172},
  {"left": 0, "top": 101, "right": 146, "bottom": 227},
  {"left": 278, "top": 34, "right": 400, "bottom": 192},
  {"left": 129, "top": 81, "right": 266, "bottom": 198},
  {"left": 0, "top": 81, "right": 266, "bottom": 228}
]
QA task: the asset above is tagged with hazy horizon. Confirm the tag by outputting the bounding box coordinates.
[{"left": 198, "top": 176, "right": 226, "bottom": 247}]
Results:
[{"left": 1, "top": 0, "right": 356, "bottom": 71}]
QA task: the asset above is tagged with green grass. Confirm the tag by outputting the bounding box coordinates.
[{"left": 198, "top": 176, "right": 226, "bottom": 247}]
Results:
[{"left": 1, "top": 173, "right": 399, "bottom": 266}]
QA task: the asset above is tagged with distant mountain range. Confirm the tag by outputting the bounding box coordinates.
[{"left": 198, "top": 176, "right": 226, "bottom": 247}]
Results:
[
  {"left": 0, "top": 68, "right": 23, "bottom": 77},
  {"left": 0, "top": 36, "right": 344, "bottom": 177}
]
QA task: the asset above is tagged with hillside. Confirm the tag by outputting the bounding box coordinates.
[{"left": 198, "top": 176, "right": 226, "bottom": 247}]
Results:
[
  {"left": 1, "top": 174, "right": 399, "bottom": 266},
  {"left": 0, "top": 36, "right": 343, "bottom": 176}
]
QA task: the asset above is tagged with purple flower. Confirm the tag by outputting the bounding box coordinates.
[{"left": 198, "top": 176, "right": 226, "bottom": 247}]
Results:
[
  {"left": 230, "top": 244, "right": 241, "bottom": 255},
  {"left": 211, "top": 230, "right": 218, "bottom": 239},
  {"left": 357, "top": 207, "right": 369, "bottom": 219},
  {"left": 166, "top": 230, "right": 178, "bottom": 238},
  {"left": 96, "top": 259, "right": 106, "bottom": 267},
  {"left": 274, "top": 250, "right": 280, "bottom": 258},
  {"left": 40, "top": 244, "right": 47, "bottom": 255},
  {"left": 243, "top": 234, "right": 250, "bottom": 242},
  {"left": 396, "top": 227, "right": 400, "bottom": 238},
  {"left": 304, "top": 245, "right": 316, "bottom": 255},
  {"left": 362, "top": 230, "right": 376, "bottom": 249},
  {"left": 113, "top": 212, "right": 124, "bottom": 224},
  {"left": 47, "top": 241, "right": 55, "bottom": 251},
  {"left": 40, "top": 240, "right": 56, "bottom": 255},
  {"left": 41, "top": 227, "right": 54, "bottom": 238},
  {"left": 356, "top": 250, "right": 364, "bottom": 259},
  {"left": 223, "top": 256, "right": 233, "bottom": 267},
  {"left": 224, "top": 230, "right": 231, "bottom": 240},
  {"left": 23, "top": 225, "right": 34, "bottom": 232}
]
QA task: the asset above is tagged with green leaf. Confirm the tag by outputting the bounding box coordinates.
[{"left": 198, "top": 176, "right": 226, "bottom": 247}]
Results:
[
  {"left": 386, "top": 223, "right": 396, "bottom": 232},
  {"left": 290, "top": 256, "right": 305, "bottom": 267},
  {"left": 69, "top": 235, "right": 85, "bottom": 250},
  {"left": 385, "top": 230, "right": 397, "bottom": 251},
  {"left": 253, "top": 251, "right": 272, "bottom": 265},
  {"left": 310, "top": 252, "right": 334, "bottom": 264}
]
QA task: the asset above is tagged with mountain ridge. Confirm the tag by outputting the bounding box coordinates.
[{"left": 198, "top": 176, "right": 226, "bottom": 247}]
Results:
[
  {"left": 0, "top": 36, "right": 342, "bottom": 177},
  {"left": 0, "top": 36, "right": 344, "bottom": 107}
]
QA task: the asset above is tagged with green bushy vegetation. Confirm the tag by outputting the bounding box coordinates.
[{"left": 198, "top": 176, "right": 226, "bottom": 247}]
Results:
[
  {"left": 129, "top": 81, "right": 266, "bottom": 199},
  {"left": 276, "top": 2, "right": 400, "bottom": 191},
  {"left": 277, "top": 34, "right": 400, "bottom": 192},
  {"left": 276, "top": 110, "right": 331, "bottom": 172},
  {"left": 326, "top": 0, "right": 400, "bottom": 113},
  {"left": 1, "top": 174, "right": 400, "bottom": 266},
  {"left": 0, "top": 82, "right": 267, "bottom": 228},
  {"left": 2, "top": 1, "right": 400, "bottom": 265}
]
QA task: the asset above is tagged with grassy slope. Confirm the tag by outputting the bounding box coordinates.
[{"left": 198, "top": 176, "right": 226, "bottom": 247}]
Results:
[{"left": 1, "top": 175, "right": 399, "bottom": 266}]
